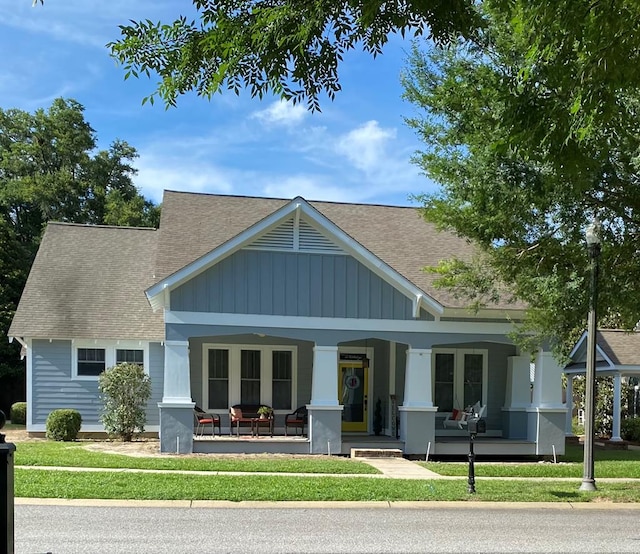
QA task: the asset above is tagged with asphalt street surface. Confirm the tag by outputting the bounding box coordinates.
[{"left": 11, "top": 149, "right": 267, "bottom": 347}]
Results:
[{"left": 14, "top": 503, "right": 640, "bottom": 553}]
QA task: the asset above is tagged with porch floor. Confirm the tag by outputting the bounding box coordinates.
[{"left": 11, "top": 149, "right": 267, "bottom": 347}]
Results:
[{"left": 193, "top": 432, "right": 539, "bottom": 457}]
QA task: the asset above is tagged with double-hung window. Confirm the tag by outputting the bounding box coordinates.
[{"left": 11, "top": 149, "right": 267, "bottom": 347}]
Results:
[
  {"left": 73, "top": 341, "right": 148, "bottom": 379},
  {"left": 77, "top": 348, "right": 106, "bottom": 377},
  {"left": 116, "top": 349, "right": 144, "bottom": 367}
]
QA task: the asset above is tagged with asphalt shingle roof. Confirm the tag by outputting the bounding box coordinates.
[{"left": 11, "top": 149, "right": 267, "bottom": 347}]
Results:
[
  {"left": 10, "top": 191, "right": 521, "bottom": 340},
  {"left": 9, "top": 222, "right": 164, "bottom": 340},
  {"left": 597, "top": 330, "right": 640, "bottom": 366},
  {"left": 154, "top": 191, "right": 519, "bottom": 311}
]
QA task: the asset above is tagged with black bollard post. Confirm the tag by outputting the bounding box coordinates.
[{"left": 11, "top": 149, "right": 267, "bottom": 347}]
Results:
[
  {"left": 467, "top": 432, "right": 476, "bottom": 494},
  {"left": 0, "top": 410, "right": 16, "bottom": 554}
]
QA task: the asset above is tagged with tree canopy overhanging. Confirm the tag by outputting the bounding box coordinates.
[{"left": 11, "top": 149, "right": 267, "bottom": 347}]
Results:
[
  {"left": 105, "top": 0, "right": 481, "bottom": 110},
  {"left": 402, "top": 0, "right": 640, "bottom": 356},
  {"left": 30, "top": 0, "right": 640, "bottom": 355}
]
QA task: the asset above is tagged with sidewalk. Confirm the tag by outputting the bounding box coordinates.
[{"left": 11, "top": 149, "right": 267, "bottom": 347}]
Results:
[{"left": 15, "top": 457, "right": 640, "bottom": 481}]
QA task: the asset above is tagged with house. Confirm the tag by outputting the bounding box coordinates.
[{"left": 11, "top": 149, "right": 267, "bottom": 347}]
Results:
[
  {"left": 8, "top": 191, "right": 567, "bottom": 455},
  {"left": 564, "top": 329, "right": 640, "bottom": 441}
]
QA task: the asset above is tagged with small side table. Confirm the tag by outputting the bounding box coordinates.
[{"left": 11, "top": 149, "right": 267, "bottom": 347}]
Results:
[{"left": 251, "top": 417, "right": 273, "bottom": 437}]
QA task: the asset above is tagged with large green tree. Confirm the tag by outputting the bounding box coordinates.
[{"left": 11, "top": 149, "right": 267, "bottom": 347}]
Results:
[
  {"left": 401, "top": 1, "right": 640, "bottom": 356},
  {"left": 105, "top": 0, "right": 481, "bottom": 110},
  {"left": 0, "top": 98, "right": 159, "bottom": 413}
]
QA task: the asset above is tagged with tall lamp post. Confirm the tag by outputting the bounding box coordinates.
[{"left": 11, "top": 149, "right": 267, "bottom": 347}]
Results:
[{"left": 580, "top": 218, "right": 601, "bottom": 492}]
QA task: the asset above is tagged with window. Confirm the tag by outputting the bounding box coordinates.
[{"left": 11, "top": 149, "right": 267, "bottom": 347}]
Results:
[
  {"left": 77, "top": 348, "right": 106, "bottom": 376},
  {"left": 272, "top": 350, "right": 292, "bottom": 410},
  {"left": 434, "top": 353, "right": 455, "bottom": 412},
  {"left": 203, "top": 344, "right": 296, "bottom": 411},
  {"left": 433, "top": 349, "right": 487, "bottom": 412},
  {"left": 116, "top": 349, "right": 144, "bottom": 367},
  {"left": 207, "top": 349, "right": 229, "bottom": 410},
  {"left": 73, "top": 341, "right": 149, "bottom": 380},
  {"left": 241, "top": 350, "right": 261, "bottom": 405}
]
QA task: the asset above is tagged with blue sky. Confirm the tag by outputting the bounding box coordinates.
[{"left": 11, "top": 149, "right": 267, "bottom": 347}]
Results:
[{"left": 0, "top": 1, "right": 437, "bottom": 207}]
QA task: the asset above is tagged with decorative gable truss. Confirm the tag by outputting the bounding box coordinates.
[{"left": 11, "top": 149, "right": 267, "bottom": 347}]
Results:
[{"left": 146, "top": 197, "right": 444, "bottom": 319}]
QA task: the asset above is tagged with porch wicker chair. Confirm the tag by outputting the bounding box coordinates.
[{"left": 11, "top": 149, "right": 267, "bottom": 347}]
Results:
[
  {"left": 194, "top": 406, "right": 221, "bottom": 437},
  {"left": 285, "top": 406, "right": 308, "bottom": 436}
]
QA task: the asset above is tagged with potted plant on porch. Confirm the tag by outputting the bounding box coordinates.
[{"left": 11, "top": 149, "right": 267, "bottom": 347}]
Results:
[{"left": 257, "top": 406, "right": 273, "bottom": 419}]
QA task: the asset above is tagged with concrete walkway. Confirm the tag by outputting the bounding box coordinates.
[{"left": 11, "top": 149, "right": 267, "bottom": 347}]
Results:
[{"left": 357, "top": 457, "right": 443, "bottom": 479}]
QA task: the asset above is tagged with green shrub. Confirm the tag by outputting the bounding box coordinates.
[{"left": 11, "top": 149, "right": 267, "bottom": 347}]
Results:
[
  {"left": 46, "top": 409, "right": 82, "bottom": 441},
  {"left": 99, "top": 363, "right": 151, "bottom": 441},
  {"left": 621, "top": 418, "right": 640, "bottom": 443},
  {"left": 10, "top": 402, "right": 27, "bottom": 425}
]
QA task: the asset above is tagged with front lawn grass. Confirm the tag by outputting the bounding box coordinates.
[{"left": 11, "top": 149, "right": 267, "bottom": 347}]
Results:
[
  {"left": 421, "top": 443, "right": 640, "bottom": 478},
  {"left": 15, "top": 468, "right": 640, "bottom": 502},
  {"left": 14, "top": 440, "right": 378, "bottom": 475}
]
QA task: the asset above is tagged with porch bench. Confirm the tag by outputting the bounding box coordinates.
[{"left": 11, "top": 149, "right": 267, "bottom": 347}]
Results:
[
  {"left": 443, "top": 402, "right": 486, "bottom": 430},
  {"left": 229, "top": 404, "right": 274, "bottom": 437}
]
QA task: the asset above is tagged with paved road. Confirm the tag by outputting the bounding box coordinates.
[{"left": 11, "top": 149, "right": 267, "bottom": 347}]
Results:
[{"left": 14, "top": 502, "right": 640, "bottom": 553}]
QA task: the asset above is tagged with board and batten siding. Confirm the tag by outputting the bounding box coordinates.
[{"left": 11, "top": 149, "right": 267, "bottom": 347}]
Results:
[
  {"left": 31, "top": 339, "right": 101, "bottom": 426},
  {"left": 171, "top": 251, "right": 418, "bottom": 320}
]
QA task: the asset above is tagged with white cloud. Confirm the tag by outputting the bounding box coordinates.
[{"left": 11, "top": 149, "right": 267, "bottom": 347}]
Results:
[
  {"left": 135, "top": 155, "right": 235, "bottom": 204},
  {"left": 260, "top": 175, "right": 358, "bottom": 203},
  {"left": 335, "top": 120, "right": 397, "bottom": 173},
  {"left": 252, "top": 100, "right": 308, "bottom": 128}
]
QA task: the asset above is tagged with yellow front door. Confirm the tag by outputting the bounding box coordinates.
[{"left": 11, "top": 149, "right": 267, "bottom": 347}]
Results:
[{"left": 339, "top": 361, "right": 368, "bottom": 432}]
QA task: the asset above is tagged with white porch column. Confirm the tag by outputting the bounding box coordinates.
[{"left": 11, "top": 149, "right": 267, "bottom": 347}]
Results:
[
  {"left": 505, "top": 355, "right": 532, "bottom": 409},
  {"left": 159, "top": 340, "right": 194, "bottom": 453},
  {"left": 565, "top": 375, "right": 574, "bottom": 436},
  {"left": 403, "top": 348, "right": 433, "bottom": 407},
  {"left": 529, "top": 349, "right": 567, "bottom": 455},
  {"left": 310, "top": 346, "right": 339, "bottom": 406},
  {"left": 502, "top": 354, "right": 531, "bottom": 440},
  {"left": 399, "top": 348, "right": 436, "bottom": 455},
  {"left": 162, "top": 340, "right": 192, "bottom": 403},
  {"left": 611, "top": 373, "right": 622, "bottom": 441},
  {"left": 532, "top": 350, "right": 563, "bottom": 408},
  {"left": 308, "top": 345, "right": 342, "bottom": 454}
]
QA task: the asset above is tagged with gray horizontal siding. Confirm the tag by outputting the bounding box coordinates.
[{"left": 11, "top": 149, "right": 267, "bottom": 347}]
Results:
[
  {"left": 32, "top": 339, "right": 164, "bottom": 430},
  {"left": 146, "top": 342, "right": 164, "bottom": 427},
  {"left": 32, "top": 339, "right": 102, "bottom": 426},
  {"left": 171, "top": 251, "right": 415, "bottom": 320}
]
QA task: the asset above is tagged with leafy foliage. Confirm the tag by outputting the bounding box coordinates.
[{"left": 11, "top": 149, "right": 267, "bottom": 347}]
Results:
[
  {"left": 106, "top": 0, "right": 482, "bottom": 110},
  {"left": 569, "top": 375, "right": 636, "bottom": 438},
  {"left": 10, "top": 402, "right": 26, "bottom": 425},
  {"left": 45, "top": 409, "right": 82, "bottom": 441},
  {"left": 98, "top": 363, "right": 152, "bottom": 442},
  {"left": 0, "top": 98, "right": 159, "bottom": 398},
  {"left": 402, "top": 1, "right": 640, "bottom": 355},
  {"left": 621, "top": 418, "right": 640, "bottom": 443}
]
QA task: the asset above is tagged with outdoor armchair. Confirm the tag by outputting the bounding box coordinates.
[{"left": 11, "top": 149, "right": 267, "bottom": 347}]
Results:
[
  {"left": 285, "top": 405, "right": 308, "bottom": 436},
  {"left": 194, "top": 406, "right": 221, "bottom": 437}
]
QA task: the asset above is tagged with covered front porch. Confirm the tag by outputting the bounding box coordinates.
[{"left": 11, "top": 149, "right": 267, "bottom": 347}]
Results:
[{"left": 158, "top": 326, "right": 566, "bottom": 457}]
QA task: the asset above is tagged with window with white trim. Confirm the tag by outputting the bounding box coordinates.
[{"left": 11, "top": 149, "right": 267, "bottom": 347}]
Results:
[
  {"left": 77, "top": 348, "right": 106, "bottom": 376},
  {"left": 72, "top": 341, "right": 149, "bottom": 380},
  {"left": 116, "top": 349, "right": 144, "bottom": 367},
  {"left": 433, "top": 349, "right": 487, "bottom": 412},
  {"left": 203, "top": 344, "right": 296, "bottom": 411}
]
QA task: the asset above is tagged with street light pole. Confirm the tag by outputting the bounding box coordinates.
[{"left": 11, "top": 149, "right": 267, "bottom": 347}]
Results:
[{"left": 580, "top": 218, "right": 601, "bottom": 492}]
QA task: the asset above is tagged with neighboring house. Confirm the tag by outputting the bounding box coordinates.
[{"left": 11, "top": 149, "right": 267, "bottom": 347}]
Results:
[
  {"left": 564, "top": 329, "right": 640, "bottom": 441},
  {"left": 9, "top": 191, "right": 567, "bottom": 455}
]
